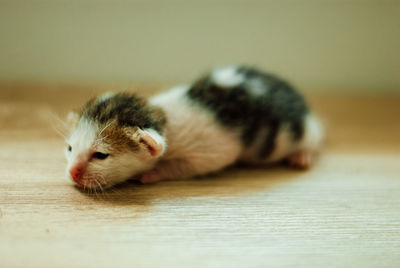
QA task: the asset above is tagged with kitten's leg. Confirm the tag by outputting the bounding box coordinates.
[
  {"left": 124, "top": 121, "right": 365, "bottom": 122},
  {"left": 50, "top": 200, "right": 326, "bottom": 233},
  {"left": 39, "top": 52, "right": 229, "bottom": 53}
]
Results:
[
  {"left": 140, "top": 146, "right": 242, "bottom": 184},
  {"left": 139, "top": 159, "right": 199, "bottom": 184},
  {"left": 288, "top": 114, "right": 324, "bottom": 169},
  {"left": 288, "top": 150, "right": 314, "bottom": 169}
]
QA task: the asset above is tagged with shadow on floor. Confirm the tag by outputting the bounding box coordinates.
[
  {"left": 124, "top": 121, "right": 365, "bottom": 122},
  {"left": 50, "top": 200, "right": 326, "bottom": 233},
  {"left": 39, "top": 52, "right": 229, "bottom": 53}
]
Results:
[{"left": 76, "top": 164, "right": 306, "bottom": 206}]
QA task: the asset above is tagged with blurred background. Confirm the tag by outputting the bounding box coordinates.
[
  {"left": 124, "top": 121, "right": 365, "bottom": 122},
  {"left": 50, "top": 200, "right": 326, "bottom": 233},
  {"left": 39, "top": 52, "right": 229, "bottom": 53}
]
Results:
[{"left": 0, "top": 0, "right": 399, "bottom": 91}]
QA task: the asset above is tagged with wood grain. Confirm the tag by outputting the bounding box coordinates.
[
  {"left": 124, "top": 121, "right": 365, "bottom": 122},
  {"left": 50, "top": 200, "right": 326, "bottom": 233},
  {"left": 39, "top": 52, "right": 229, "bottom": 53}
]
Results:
[{"left": 0, "top": 83, "right": 399, "bottom": 268}]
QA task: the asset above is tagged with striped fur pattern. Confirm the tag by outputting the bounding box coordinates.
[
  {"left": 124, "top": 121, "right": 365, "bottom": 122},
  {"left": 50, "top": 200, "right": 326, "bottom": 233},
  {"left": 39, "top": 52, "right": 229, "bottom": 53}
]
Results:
[
  {"left": 187, "top": 66, "right": 309, "bottom": 159},
  {"left": 81, "top": 92, "right": 166, "bottom": 134}
]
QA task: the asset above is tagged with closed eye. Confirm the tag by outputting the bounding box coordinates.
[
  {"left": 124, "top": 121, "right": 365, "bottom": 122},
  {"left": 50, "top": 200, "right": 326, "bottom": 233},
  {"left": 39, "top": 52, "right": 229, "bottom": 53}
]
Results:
[{"left": 93, "top": 152, "right": 110, "bottom": 160}]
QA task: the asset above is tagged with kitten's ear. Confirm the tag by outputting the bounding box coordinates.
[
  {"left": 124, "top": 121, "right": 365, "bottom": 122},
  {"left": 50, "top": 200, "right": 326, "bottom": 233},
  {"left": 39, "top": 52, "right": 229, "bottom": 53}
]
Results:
[
  {"left": 135, "top": 128, "right": 166, "bottom": 158},
  {"left": 66, "top": 111, "right": 79, "bottom": 128}
]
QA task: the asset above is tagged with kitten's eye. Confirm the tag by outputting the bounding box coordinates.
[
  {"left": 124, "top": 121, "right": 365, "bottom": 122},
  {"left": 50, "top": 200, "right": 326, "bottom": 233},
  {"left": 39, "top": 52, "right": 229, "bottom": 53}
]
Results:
[
  {"left": 93, "top": 152, "right": 109, "bottom": 160},
  {"left": 67, "top": 145, "right": 72, "bottom": 152}
]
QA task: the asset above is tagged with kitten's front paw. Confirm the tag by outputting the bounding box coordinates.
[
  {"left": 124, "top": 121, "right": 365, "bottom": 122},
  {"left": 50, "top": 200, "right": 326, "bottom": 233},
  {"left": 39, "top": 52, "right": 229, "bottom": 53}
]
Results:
[{"left": 139, "top": 170, "right": 162, "bottom": 184}]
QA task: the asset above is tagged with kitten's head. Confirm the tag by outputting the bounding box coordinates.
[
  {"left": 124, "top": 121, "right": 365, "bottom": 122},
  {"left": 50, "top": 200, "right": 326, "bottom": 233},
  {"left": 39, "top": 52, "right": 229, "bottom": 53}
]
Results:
[{"left": 65, "top": 92, "right": 166, "bottom": 190}]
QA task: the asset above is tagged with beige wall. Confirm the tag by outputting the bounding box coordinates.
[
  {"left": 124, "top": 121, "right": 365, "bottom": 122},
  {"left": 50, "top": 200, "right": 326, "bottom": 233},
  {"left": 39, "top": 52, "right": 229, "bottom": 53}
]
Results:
[{"left": 0, "top": 0, "right": 399, "bottom": 90}]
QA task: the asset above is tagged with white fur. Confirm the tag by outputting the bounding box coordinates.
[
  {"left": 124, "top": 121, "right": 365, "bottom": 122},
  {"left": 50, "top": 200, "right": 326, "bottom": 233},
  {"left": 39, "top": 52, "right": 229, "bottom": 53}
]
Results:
[
  {"left": 298, "top": 114, "right": 324, "bottom": 153},
  {"left": 245, "top": 77, "right": 268, "bottom": 97},
  {"left": 211, "top": 66, "right": 245, "bottom": 87},
  {"left": 97, "top": 92, "right": 116, "bottom": 104},
  {"left": 66, "top": 118, "right": 98, "bottom": 164},
  {"left": 150, "top": 85, "right": 243, "bottom": 180},
  {"left": 150, "top": 85, "right": 190, "bottom": 105}
]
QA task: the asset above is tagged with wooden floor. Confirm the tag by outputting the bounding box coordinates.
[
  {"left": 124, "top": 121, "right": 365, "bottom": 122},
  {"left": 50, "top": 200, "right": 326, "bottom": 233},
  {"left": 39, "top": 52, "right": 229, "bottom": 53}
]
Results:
[{"left": 0, "top": 83, "right": 399, "bottom": 268}]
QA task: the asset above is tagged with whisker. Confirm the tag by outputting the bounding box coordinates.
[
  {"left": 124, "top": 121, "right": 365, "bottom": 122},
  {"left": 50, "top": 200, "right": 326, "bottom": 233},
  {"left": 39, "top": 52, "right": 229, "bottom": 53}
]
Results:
[
  {"left": 52, "top": 125, "right": 67, "bottom": 139},
  {"left": 98, "top": 119, "right": 116, "bottom": 137},
  {"left": 94, "top": 187, "right": 99, "bottom": 199},
  {"left": 46, "top": 111, "right": 71, "bottom": 138},
  {"left": 94, "top": 179, "right": 104, "bottom": 193},
  {"left": 95, "top": 134, "right": 110, "bottom": 143},
  {"left": 48, "top": 112, "right": 69, "bottom": 129}
]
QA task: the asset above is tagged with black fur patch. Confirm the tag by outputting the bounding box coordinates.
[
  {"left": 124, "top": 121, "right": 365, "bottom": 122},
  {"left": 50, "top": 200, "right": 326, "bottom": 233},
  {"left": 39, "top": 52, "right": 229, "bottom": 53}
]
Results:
[
  {"left": 81, "top": 93, "right": 166, "bottom": 133},
  {"left": 187, "top": 66, "right": 309, "bottom": 159}
]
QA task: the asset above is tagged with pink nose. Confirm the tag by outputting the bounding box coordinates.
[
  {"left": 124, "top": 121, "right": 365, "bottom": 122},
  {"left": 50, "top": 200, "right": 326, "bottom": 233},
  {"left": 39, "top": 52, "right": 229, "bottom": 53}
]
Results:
[{"left": 69, "top": 164, "right": 85, "bottom": 186}]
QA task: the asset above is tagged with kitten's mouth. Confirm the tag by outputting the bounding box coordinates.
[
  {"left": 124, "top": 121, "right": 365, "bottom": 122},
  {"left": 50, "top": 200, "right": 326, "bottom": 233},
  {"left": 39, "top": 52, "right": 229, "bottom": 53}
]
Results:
[
  {"left": 71, "top": 174, "right": 107, "bottom": 190},
  {"left": 83, "top": 177, "right": 107, "bottom": 190}
]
